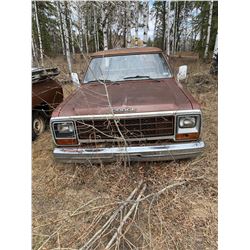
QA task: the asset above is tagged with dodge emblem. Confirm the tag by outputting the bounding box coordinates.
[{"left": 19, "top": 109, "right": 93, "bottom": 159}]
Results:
[{"left": 112, "top": 107, "right": 135, "bottom": 113}]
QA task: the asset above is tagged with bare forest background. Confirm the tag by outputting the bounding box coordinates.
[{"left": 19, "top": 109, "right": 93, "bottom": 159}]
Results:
[{"left": 32, "top": 0, "right": 218, "bottom": 74}]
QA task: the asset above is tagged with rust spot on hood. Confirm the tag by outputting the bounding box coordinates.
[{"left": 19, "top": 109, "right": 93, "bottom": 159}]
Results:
[{"left": 54, "top": 78, "right": 198, "bottom": 117}]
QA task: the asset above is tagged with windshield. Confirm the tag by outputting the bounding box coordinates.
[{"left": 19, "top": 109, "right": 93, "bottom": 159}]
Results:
[{"left": 83, "top": 53, "right": 172, "bottom": 83}]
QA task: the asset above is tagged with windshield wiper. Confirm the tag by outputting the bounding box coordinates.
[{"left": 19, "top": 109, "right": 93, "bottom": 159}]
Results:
[
  {"left": 123, "top": 75, "right": 160, "bottom": 82},
  {"left": 87, "top": 79, "right": 114, "bottom": 84}
]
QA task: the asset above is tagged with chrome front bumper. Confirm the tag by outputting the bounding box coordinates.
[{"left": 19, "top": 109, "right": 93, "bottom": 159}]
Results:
[{"left": 53, "top": 140, "right": 205, "bottom": 163}]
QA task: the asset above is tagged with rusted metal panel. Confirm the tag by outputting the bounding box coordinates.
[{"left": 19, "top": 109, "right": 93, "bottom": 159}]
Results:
[
  {"left": 54, "top": 78, "right": 195, "bottom": 117},
  {"left": 32, "top": 78, "right": 63, "bottom": 110}
]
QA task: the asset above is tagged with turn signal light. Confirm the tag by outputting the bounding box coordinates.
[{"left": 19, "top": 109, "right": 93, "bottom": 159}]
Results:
[
  {"left": 55, "top": 138, "right": 78, "bottom": 145},
  {"left": 176, "top": 133, "right": 200, "bottom": 141}
]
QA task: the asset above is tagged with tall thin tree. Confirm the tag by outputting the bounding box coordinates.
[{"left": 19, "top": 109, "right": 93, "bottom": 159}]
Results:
[
  {"left": 143, "top": 0, "right": 149, "bottom": 46},
  {"left": 83, "top": 10, "right": 89, "bottom": 54},
  {"left": 102, "top": 3, "right": 108, "bottom": 50},
  {"left": 68, "top": 3, "right": 75, "bottom": 57},
  {"left": 162, "top": 1, "right": 167, "bottom": 50},
  {"left": 167, "top": 0, "right": 171, "bottom": 55},
  {"left": 34, "top": 1, "right": 44, "bottom": 66},
  {"left": 32, "top": 34, "right": 39, "bottom": 66},
  {"left": 204, "top": 0, "right": 214, "bottom": 59},
  {"left": 93, "top": 5, "right": 99, "bottom": 51},
  {"left": 56, "top": 2, "right": 66, "bottom": 56},
  {"left": 126, "top": 1, "right": 132, "bottom": 47},
  {"left": 61, "top": 2, "right": 72, "bottom": 74},
  {"left": 75, "top": 1, "right": 84, "bottom": 55},
  {"left": 134, "top": 1, "right": 139, "bottom": 46}
]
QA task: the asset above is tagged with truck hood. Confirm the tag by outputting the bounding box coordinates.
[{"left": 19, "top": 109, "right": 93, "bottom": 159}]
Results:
[{"left": 56, "top": 78, "right": 194, "bottom": 117}]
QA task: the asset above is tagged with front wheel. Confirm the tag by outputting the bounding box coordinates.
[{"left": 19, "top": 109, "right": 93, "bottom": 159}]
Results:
[{"left": 32, "top": 112, "right": 46, "bottom": 141}]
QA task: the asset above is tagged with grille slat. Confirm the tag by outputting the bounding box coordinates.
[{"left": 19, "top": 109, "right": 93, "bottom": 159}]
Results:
[{"left": 76, "top": 116, "right": 174, "bottom": 141}]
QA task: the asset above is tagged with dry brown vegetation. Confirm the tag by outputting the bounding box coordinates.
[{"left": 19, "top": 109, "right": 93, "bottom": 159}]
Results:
[{"left": 33, "top": 55, "right": 217, "bottom": 250}]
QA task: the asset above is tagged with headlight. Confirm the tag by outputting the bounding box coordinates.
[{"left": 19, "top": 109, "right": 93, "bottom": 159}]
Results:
[
  {"left": 176, "top": 114, "right": 201, "bottom": 140},
  {"left": 179, "top": 117, "right": 196, "bottom": 128},
  {"left": 53, "top": 121, "right": 75, "bottom": 138}
]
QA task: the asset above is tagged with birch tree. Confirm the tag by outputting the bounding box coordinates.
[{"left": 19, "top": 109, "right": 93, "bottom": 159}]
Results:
[
  {"left": 56, "top": 2, "right": 65, "bottom": 56},
  {"left": 93, "top": 5, "right": 99, "bottom": 51},
  {"left": 75, "top": 1, "right": 84, "bottom": 55},
  {"left": 83, "top": 9, "right": 89, "bottom": 54},
  {"left": 32, "top": 0, "right": 218, "bottom": 58},
  {"left": 213, "top": 33, "right": 218, "bottom": 57},
  {"left": 102, "top": 3, "right": 108, "bottom": 50},
  {"left": 204, "top": 0, "right": 214, "bottom": 59},
  {"left": 162, "top": 1, "right": 167, "bottom": 50},
  {"left": 126, "top": 1, "right": 132, "bottom": 48},
  {"left": 122, "top": 2, "right": 127, "bottom": 48},
  {"left": 143, "top": 0, "right": 149, "bottom": 46},
  {"left": 172, "top": 1, "right": 177, "bottom": 54},
  {"left": 166, "top": 0, "right": 171, "bottom": 55},
  {"left": 34, "top": 1, "right": 44, "bottom": 66},
  {"left": 134, "top": 1, "right": 139, "bottom": 46},
  {"left": 61, "top": 2, "right": 72, "bottom": 74},
  {"left": 32, "top": 34, "right": 39, "bottom": 66},
  {"left": 68, "top": 3, "right": 75, "bottom": 57}
]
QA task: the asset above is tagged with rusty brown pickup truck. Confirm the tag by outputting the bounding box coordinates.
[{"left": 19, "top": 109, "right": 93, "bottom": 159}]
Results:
[
  {"left": 32, "top": 67, "right": 63, "bottom": 140},
  {"left": 50, "top": 47, "right": 205, "bottom": 163}
]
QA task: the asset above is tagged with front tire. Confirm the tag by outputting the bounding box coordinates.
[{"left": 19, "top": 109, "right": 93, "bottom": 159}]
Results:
[{"left": 32, "top": 112, "right": 46, "bottom": 141}]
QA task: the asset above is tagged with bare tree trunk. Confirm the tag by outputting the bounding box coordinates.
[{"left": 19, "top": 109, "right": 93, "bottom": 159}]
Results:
[
  {"left": 171, "top": 1, "right": 175, "bottom": 54},
  {"left": 173, "top": 1, "right": 178, "bottom": 54},
  {"left": 102, "top": 4, "right": 108, "bottom": 50},
  {"left": 68, "top": 4, "right": 75, "bottom": 57},
  {"left": 143, "top": 0, "right": 149, "bottom": 46},
  {"left": 61, "top": 2, "right": 72, "bottom": 74},
  {"left": 135, "top": 2, "right": 139, "bottom": 46},
  {"left": 32, "top": 35, "right": 39, "bottom": 66},
  {"left": 83, "top": 17, "right": 89, "bottom": 54},
  {"left": 126, "top": 1, "right": 132, "bottom": 48},
  {"left": 204, "top": 0, "right": 214, "bottom": 59},
  {"left": 79, "top": 3, "right": 89, "bottom": 55},
  {"left": 213, "top": 33, "right": 218, "bottom": 57},
  {"left": 123, "top": 2, "right": 127, "bottom": 48},
  {"left": 34, "top": 1, "right": 44, "bottom": 67},
  {"left": 93, "top": 5, "right": 98, "bottom": 51},
  {"left": 166, "top": 0, "right": 171, "bottom": 55},
  {"left": 175, "top": 2, "right": 181, "bottom": 52},
  {"left": 182, "top": 0, "right": 187, "bottom": 51},
  {"left": 162, "top": 1, "right": 166, "bottom": 50},
  {"left": 76, "top": 2, "right": 84, "bottom": 56},
  {"left": 31, "top": 38, "right": 36, "bottom": 63},
  {"left": 56, "top": 2, "right": 66, "bottom": 56}
]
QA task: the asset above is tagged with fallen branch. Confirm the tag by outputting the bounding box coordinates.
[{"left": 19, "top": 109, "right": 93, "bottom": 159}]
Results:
[
  {"left": 37, "top": 225, "right": 63, "bottom": 250},
  {"left": 79, "top": 180, "right": 143, "bottom": 250},
  {"left": 138, "top": 180, "right": 187, "bottom": 203},
  {"left": 105, "top": 184, "right": 147, "bottom": 249}
]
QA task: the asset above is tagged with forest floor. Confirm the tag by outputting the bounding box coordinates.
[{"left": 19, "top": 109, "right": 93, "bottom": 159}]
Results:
[{"left": 32, "top": 54, "right": 218, "bottom": 250}]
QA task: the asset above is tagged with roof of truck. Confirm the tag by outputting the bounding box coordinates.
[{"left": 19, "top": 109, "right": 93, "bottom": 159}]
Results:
[{"left": 91, "top": 47, "right": 163, "bottom": 57}]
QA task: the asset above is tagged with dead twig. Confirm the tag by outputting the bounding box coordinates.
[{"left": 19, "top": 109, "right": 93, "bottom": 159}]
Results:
[
  {"left": 79, "top": 180, "right": 143, "bottom": 250},
  {"left": 105, "top": 184, "right": 147, "bottom": 249}
]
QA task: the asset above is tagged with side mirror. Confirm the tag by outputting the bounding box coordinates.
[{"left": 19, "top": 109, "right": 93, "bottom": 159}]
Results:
[
  {"left": 71, "top": 72, "right": 80, "bottom": 87},
  {"left": 177, "top": 65, "right": 188, "bottom": 81}
]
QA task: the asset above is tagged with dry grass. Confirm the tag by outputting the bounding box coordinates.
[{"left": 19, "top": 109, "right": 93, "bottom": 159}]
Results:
[{"left": 32, "top": 54, "right": 217, "bottom": 249}]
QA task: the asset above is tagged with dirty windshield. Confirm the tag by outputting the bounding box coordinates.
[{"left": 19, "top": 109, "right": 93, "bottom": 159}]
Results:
[{"left": 84, "top": 53, "right": 172, "bottom": 83}]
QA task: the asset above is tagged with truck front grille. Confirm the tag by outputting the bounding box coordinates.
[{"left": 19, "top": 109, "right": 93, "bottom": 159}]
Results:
[{"left": 75, "top": 116, "right": 174, "bottom": 141}]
